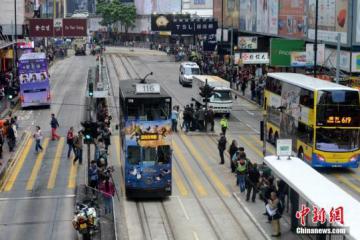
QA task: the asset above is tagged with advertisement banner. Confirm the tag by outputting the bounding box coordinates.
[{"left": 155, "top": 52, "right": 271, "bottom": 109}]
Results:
[
  {"left": 356, "top": 0, "right": 360, "bottom": 43},
  {"left": 306, "top": 44, "right": 325, "bottom": 65},
  {"left": 270, "top": 39, "right": 305, "bottom": 66},
  {"left": 322, "top": 48, "right": 350, "bottom": 72},
  {"left": 238, "top": 36, "right": 258, "bottom": 49},
  {"left": 256, "top": 0, "right": 278, "bottom": 35},
  {"left": 290, "top": 52, "right": 309, "bottom": 67},
  {"left": 171, "top": 18, "right": 217, "bottom": 35},
  {"left": 352, "top": 52, "right": 360, "bottom": 72},
  {"left": 308, "top": 0, "right": 348, "bottom": 44},
  {"left": 239, "top": 0, "right": 257, "bottom": 32},
  {"left": 29, "top": 19, "right": 54, "bottom": 37},
  {"left": 63, "top": 19, "right": 87, "bottom": 36},
  {"left": 135, "top": 0, "right": 182, "bottom": 14},
  {"left": 241, "top": 52, "right": 269, "bottom": 64},
  {"left": 278, "top": 0, "right": 307, "bottom": 38},
  {"left": 189, "top": 0, "right": 213, "bottom": 9},
  {"left": 66, "top": 0, "right": 96, "bottom": 15},
  {"left": 151, "top": 14, "right": 174, "bottom": 31}
]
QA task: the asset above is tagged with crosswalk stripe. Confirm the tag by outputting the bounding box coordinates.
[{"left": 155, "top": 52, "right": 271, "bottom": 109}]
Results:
[
  {"left": 180, "top": 134, "right": 231, "bottom": 197},
  {"left": 26, "top": 138, "right": 50, "bottom": 191},
  {"left": 172, "top": 165, "right": 188, "bottom": 197},
  {"left": 3, "top": 138, "right": 34, "bottom": 192},
  {"left": 350, "top": 173, "right": 360, "bottom": 182},
  {"left": 248, "top": 135, "right": 276, "bottom": 155},
  {"left": 173, "top": 140, "right": 208, "bottom": 197},
  {"left": 47, "top": 138, "right": 65, "bottom": 189},
  {"left": 239, "top": 135, "right": 264, "bottom": 157}
]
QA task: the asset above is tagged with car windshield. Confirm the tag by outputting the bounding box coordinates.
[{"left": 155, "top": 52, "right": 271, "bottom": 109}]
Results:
[
  {"left": 184, "top": 67, "right": 200, "bottom": 75},
  {"left": 213, "top": 90, "right": 232, "bottom": 101},
  {"left": 316, "top": 128, "right": 360, "bottom": 152}
]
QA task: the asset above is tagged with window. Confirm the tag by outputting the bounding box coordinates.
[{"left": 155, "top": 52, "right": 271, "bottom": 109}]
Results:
[
  {"left": 316, "top": 129, "right": 360, "bottom": 152},
  {"left": 158, "top": 145, "right": 171, "bottom": 164},
  {"left": 143, "top": 147, "right": 157, "bottom": 163},
  {"left": 300, "top": 89, "right": 314, "bottom": 108},
  {"left": 265, "top": 77, "right": 282, "bottom": 95},
  {"left": 127, "top": 146, "right": 140, "bottom": 164},
  {"left": 297, "top": 122, "right": 313, "bottom": 145},
  {"left": 212, "top": 90, "right": 232, "bottom": 101}
]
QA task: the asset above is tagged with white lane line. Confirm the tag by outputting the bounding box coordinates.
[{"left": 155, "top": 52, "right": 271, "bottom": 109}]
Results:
[
  {"left": 232, "top": 193, "right": 272, "bottom": 240},
  {"left": 176, "top": 195, "right": 190, "bottom": 221},
  {"left": 192, "top": 231, "right": 200, "bottom": 240},
  {"left": 245, "top": 123, "right": 260, "bottom": 134},
  {"left": 0, "top": 194, "right": 76, "bottom": 201},
  {"left": 245, "top": 110, "right": 255, "bottom": 116}
]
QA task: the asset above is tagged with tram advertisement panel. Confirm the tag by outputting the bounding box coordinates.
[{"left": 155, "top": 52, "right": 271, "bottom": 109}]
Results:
[{"left": 124, "top": 120, "right": 172, "bottom": 147}]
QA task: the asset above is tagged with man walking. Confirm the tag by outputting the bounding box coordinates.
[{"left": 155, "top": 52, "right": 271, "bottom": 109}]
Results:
[
  {"left": 220, "top": 115, "right": 228, "bottom": 135},
  {"left": 217, "top": 133, "right": 227, "bottom": 164},
  {"left": 246, "top": 163, "right": 260, "bottom": 202},
  {"left": 33, "top": 126, "right": 43, "bottom": 153},
  {"left": 50, "top": 113, "right": 60, "bottom": 140},
  {"left": 236, "top": 152, "right": 248, "bottom": 193},
  {"left": 73, "top": 131, "right": 83, "bottom": 164},
  {"left": 205, "top": 106, "right": 215, "bottom": 131}
]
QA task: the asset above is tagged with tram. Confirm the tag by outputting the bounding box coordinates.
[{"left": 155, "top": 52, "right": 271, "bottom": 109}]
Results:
[{"left": 119, "top": 79, "right": 172, "bottom": 198}]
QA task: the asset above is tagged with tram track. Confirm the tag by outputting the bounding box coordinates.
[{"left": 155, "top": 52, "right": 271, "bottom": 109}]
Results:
[{"left": 115, "top": 53, "right": 268, "bottom": 240}]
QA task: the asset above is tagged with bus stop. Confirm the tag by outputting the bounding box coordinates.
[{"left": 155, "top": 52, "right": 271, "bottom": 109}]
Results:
[{"left": 264, "top": 155, "right": 360, "bottom": 240}]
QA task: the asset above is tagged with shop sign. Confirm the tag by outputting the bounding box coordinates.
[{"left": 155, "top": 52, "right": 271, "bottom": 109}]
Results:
[
  {"left": 270, "top": 39, "right": 304, "bottom": 67},
  {"left": 238, "top": 36, "right": 257, "bottom": 49},
  {"left": 29, "top": 19, "right": 54, "bottom": 37},
  {"left": 172, "top": 18, "right": 217, "bottom": 35},
  {"left": 17, "top": 41, "right": 34, "bottom": 49},
  {"left": 241, "top": 52, "right": 269, "bottom": 64}
]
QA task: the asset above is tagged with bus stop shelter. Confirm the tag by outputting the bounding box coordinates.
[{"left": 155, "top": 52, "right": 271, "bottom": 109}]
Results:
[{"left": 264, "top": 156, "right": 360, "bottom": 240}]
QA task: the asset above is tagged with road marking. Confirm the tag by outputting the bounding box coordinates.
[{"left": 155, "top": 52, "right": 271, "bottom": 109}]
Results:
[
  {"left": 67, "top": 161, "right": 78, "bottom": 189},
  {"left": 114, "top": 137, "right": 125, "bottom": 194},
  {"left": 245, "top": 110, "right": 255, "bottom": 116},
  {"left": 176, "top": 195, "right": 190, "bottom": 220},
  {"left": 245, "top": 123, "right": 260, "bottom": 134},
  {"left": 192, "top": 231, "right": 200, "bottom": 240},
  {"left": 334, "top": 174, "right": 360, "bottom": 193},
  {"left": 173, "top": 141, "right": 208, "bottom": 197},
  {"left": 172, "top": 166, "right": 188, "bottom": 197},
  {"left": 3, "top": 138, "right": 34, "bottom": 192},
  {"left": 239, "top": 135, "right": 264, "bottom": 157},
  {"left": 26, "top": 138, "right": 50, "bottom": 191},
  {"left": 350, "top": 173, "right": 360, "bottom": 182},
  {"left": 180, "top": 134, "right": 231, "bottom": 197},
  {"left": 0, "top": 194, "right": 75, "bottom": 201},
  {"left": 47, "top": 138, "right": 65, "bottom": 189},
  {"left": 248, "top": 135, "right": 276, "bottom": 155}
]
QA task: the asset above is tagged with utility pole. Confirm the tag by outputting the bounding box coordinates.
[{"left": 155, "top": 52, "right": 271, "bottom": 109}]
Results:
[
  {"left": 313, "top": 0, "right": 318, "bottom": 78},
  {"left": 335, "top": 33, "right": 341, "bottom": 84}
]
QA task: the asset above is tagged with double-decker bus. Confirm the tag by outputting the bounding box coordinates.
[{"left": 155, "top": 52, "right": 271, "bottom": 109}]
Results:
[
  {"left": 264, "top": 73, "right": 360, "bottom": 168},
  {"left": 119, "top": 79, "right": 172, "bottom": 198},
  {"left": 18, "top": 53, "right": 51, "bottom": 108}
]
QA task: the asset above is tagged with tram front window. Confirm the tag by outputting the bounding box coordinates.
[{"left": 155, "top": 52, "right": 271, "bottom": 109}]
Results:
[
  {"left": 143, "top": 147, "right": 157, "bottom": 164},
  {"left": 158, "top": 145, "right": 171, "bottom": 164},
  {"left": 127, "top": 146, "right": 140, "bottom": 164}
]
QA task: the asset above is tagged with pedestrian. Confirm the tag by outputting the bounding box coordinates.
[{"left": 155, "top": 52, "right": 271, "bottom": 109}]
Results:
[
  {"left": 266, "top": 192, "right": 282, "bottom": 237},
  {"left": 198, "top": 107, "right": 205, "bottom": 131},
  {"left": 250, "top": 78, "right": 256, "bottom": 101},
  {"left": 220, "top": 115, "right": 228, "bottom": 135},
  {"left": 217, "top": 133, "right": 227, "bottom": 164},
  {"left": 0, "top": 129, "right": 4, "bottom": 159},
  {"left": 88, "top": 160, "right": 99, "bottom": 189},
  {"left": 171, "top": 106, "right": 179, "bottom": 132},
  {"left": 6, "top": 121, "right": 16, "bottom": 152},
  {"left": 246, "top": 163, "right": 260, "bottom": 202},
  {"left": 66, "top": 127, "right": 75, "bottom": 158},
  {"left": 236, "top": 152, "right": 248, "bottom": 193},
  {"left": 228, "top": 140, "right": 238, "bottom": 172},
  {"left": 33, "top": 126, "right": 43, "bottom": 153},
  {"left": 50, "top": 113, "right": 60, "bottom": 140},
  {"left": 241, "top": 80, "right": 247, "bottom": 96},
  {"left": 182, "top": 105, "right": 191, "bottom": 132},
  {"left": 205, "top": 106, "right": 215, "bottom": 132},
  {"left": 73, "top": 131, "right": 83, "bottom": 164},
  {"left": 99, "top": 176, "right": 115, "bottom": 214},
  {"left": 101, "top": 126, "right": 111, "bottom": 151}
]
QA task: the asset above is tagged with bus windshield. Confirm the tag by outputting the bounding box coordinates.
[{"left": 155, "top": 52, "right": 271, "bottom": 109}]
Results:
[
  {"left": 316, "top": 90, "right": 360, "bottom": 127},
  {"left": 213, "top": 90, "right": 232, "bottom": 101},
  {"left": 316, "top": 129, "right": 360, "bottom": 152}
]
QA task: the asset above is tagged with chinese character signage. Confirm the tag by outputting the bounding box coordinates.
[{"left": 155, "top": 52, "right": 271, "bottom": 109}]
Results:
[
  {"left": 238, "top": 36, "right": 258, "bottom": 49},
  {"left": 241, "top": 52, "right": 269, "bottom": 64},
  {"left": 29, "top": 19, "right": 87, "bottom": 37},
  {"left": 171, "top": 18, "right": 218, "bottom": 35}
]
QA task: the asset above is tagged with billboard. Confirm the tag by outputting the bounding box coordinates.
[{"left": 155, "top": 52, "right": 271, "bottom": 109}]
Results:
[
  {"left": 66, "top": 0, "right": 96, "bottom": 15},
  {"left": 189, "top": 0, "right": 213, "bottom": 9},
  {"left": 238, "top": 36, "right": 258, "bottom": 49},
  {"left": 239, "top": 0, "right": 257, "bottom": 32},
  {"left": 270, "top": 39, "right": 305, "bottom": 66},
  {"left": 63, "top": 19, "right": 87, "bottom": 37},
  {"left": 135, "top": 0, "right": 181, "bottom": 15},
  {"left": 29, "top": 19, "right": 87, "bottom": 37},
  {"left": 278, "top": 0, "right": 307, "bottom": 38},
  {"left": 307, "top": 0, "right": 349, "bottom": 44},
  {"left": 356, "top": 0, "right": 360, "bottom": 43},
  {"left": 256, "top": 0, "right": 278, "bottom": 35},
  {"left": 351, "top": 52, "right": 360, "bottom": 72},
  {"left": 29, "top": 19, "right": 54, "bottom": 37}
]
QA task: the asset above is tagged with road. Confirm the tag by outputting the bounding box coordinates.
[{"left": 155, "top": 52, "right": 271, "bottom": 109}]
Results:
[{"left": 1, "top": 47, "right": 360, "bottom": 240}]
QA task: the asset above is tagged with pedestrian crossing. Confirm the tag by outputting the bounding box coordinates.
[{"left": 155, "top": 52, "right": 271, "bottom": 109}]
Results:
[{"left": 1, "top": 136, "right": 80, "bottom": 193}]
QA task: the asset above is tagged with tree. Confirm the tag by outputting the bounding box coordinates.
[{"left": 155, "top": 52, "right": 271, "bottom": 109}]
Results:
[{"left": 96, "top": 1, "right": 136, "bottom": 33}]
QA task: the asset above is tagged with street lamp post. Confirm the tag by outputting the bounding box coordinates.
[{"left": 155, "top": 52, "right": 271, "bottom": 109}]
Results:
[{"left": 313, "top": 0, "right": 318, "bottom": 78}]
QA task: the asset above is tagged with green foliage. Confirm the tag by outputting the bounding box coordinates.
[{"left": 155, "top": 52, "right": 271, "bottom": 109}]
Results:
[{"left": 96, "top": 1, "right": 137, "bottom": 32}]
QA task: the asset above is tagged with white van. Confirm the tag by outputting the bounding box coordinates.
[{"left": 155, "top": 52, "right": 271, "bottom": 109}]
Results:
[{"left": 179, "top": 62, "right": 200, "bottom": 86}]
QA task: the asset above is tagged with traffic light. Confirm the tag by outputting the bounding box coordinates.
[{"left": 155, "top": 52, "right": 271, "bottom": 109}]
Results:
[
  {"left": 6, "top": 87, "right": 16, "bottom": 100},
  {"left": 81, "top": 121, "right": 98, "bottom": 144},
  {"left": 89, "top": 82, "right": 94, "bottom": 97}
]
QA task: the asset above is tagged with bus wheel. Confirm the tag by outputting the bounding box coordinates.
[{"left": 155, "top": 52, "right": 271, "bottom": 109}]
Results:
[{"left": 298, "top": 148, "right": 304, "bottom": 160}]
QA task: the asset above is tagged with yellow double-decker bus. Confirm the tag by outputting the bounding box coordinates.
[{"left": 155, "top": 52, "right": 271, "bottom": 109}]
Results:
[{"left": 264, "top": 73, "right": 360, "bottom": 168}]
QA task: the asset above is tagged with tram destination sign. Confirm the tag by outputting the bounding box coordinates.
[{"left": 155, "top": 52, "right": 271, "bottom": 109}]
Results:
[{"left": 135, "top": 84, "right": 160, "bottom": 94}]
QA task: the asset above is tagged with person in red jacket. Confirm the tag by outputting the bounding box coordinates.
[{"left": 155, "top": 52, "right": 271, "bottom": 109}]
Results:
[{"left": 99, "top": 176, "right": 115, "bottom": 214}]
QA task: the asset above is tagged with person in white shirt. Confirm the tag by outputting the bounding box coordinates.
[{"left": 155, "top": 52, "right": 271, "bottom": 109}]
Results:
[{"left": 33, "top": 126, "right": 43, "bottom": 153}]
